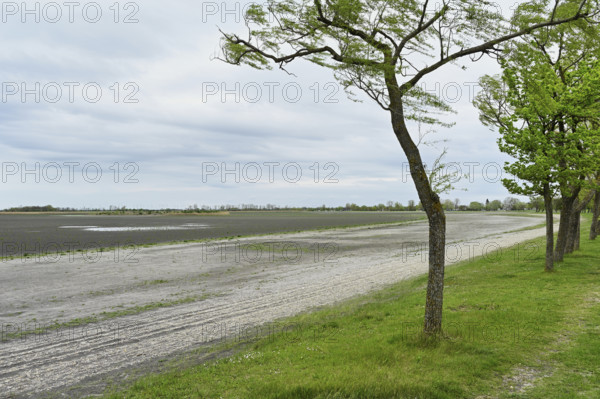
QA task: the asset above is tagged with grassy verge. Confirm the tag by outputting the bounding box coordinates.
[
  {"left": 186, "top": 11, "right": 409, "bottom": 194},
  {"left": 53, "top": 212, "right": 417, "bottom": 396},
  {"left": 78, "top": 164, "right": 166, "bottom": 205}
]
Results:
[{"left": 95, "top": 218, "right": 599, "bottom": 398}]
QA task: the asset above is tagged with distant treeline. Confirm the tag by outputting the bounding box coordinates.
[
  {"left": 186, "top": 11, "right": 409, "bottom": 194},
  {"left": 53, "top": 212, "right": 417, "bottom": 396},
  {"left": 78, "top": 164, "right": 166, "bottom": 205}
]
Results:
[
  {"left": 1, "top": 206, "right": 221, "bottom": 215},
  {"left": 4, "top": 196, "right": 593, "bottom": 213},
  {"left": 2, "top": 205, "right": 74, "bottom": 212}
]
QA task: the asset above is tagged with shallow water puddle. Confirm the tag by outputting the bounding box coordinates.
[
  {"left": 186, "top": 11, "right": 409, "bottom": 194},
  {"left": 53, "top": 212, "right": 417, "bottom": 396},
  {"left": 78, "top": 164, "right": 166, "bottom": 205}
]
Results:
[{"left": 58, "top": 225, "right": 210, "bottom": 231}]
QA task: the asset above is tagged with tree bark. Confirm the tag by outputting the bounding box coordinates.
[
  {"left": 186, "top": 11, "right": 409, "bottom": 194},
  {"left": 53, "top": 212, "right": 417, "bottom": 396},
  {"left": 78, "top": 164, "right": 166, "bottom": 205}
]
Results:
[
  {"left": 390, "top": 100, "right": 446, "bottom": 336},
  {"left": 575, "top": 211, "right": 580, "bottom": 251},
  {"left": 555, "top": 189, "right": 579, "bottom": 262},
  {"left": 564, "top": 189, "right": 595, "bottom": 253},
  {"left": 591, "top": 191, "right": 600, "bottom": 240},
  {"left": 543, "top": 183, "right": 554, "bottom": 272},
  {"left": 565, "top": 209, "right": 580, "bottom": 254},
  {"left": 424, "top": 208, "right": 446, "bottom": 335}
]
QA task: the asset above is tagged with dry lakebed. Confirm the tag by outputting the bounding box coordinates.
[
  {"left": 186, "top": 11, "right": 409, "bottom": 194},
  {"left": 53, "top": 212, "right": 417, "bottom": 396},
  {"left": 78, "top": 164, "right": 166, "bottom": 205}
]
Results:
[{"left": 0, "top": 213, "right": 547, "bottom": 398}]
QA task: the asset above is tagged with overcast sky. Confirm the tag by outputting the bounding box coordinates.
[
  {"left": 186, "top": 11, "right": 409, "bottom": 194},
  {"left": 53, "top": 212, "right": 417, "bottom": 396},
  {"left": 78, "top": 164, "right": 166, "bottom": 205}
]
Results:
[{"left": 0, "top": 0, "right": 531, "bottom": 209}]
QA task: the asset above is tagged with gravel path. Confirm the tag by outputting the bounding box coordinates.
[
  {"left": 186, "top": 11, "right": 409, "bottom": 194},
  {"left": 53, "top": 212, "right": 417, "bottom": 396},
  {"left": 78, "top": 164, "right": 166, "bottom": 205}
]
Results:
[{"left": 0, "top": 213, "right": 546, "bottom": 398}]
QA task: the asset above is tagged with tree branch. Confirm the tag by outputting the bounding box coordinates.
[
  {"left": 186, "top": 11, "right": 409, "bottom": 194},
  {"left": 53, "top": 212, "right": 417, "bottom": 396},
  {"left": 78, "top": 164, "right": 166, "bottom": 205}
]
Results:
[
  {"left": 399, "top": 4, "right": 589, "bottom": 95},
  {"left": 395, "top": 4, "right": 447, "bottom": 62},
  {"left": 220, "top": 30, "right": 382, "bottom": 68},
  {"left": 314, "top": 0, "right": 392, "bottom": 55}
]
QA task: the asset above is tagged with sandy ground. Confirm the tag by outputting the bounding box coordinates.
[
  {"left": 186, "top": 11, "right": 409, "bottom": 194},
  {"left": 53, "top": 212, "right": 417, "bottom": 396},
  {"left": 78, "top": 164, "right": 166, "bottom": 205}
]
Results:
[{"left": 0, "top": 213, "right": 546, "bottom": 398}]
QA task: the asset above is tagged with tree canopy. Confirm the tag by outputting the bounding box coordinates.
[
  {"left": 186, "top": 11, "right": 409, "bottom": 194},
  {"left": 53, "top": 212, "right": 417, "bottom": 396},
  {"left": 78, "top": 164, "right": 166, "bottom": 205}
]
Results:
[{"left": 474, "top": 3, "right": 600, "bottom": 269}]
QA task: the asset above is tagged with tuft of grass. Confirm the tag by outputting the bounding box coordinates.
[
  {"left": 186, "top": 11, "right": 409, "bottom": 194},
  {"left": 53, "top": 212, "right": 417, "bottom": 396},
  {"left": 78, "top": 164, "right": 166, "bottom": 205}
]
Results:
[
  {"left": 97, "top": 218, "right": 600, "bottom": 398},
  {"left": 98, "top": 296, "right": 200, "bottom": 319},
  {"left": 1, "top": 296, "right": 209, "bottom": 342}
]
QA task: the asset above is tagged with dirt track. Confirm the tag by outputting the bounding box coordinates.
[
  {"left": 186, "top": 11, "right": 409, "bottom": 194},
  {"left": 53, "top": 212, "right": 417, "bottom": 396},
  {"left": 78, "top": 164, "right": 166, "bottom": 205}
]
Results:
[{"left": 0, "top": 213, "right": 546, "bottom": 398}]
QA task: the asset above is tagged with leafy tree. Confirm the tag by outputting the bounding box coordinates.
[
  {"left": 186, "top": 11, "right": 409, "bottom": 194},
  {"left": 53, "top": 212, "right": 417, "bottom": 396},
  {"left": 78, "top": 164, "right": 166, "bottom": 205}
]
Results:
[
  {"left": 453, "top": 198, "right": 460, "bottom": 211},
  {"left": 474, "top": 6, "right": 600, "bottom": 269},
  {"left": 476, "top": 67, "right": 561, "bottom": 269},
  {"left": 489, "top": 199, "right": 503, "bottom": 211},
  {"left": 514, "top": 199, "right": 527, "bottom": 211},
  {"left": 218, "top": 0, "right": 593, "bottom": 335},
  {"left": 529, "top": 196, "right": 545, "bottom": 212},
  {"left": 553, "top": 60, "right": 600, "bottom": 260},
  {"left": 468, "top": 201, "right": 484, "bottom": 211},
  {"left": 502, "top": 197, "right": 518, "bottom": 211},
  {"left": 442, "top": 199, "right": 455, "bottom": 211}
]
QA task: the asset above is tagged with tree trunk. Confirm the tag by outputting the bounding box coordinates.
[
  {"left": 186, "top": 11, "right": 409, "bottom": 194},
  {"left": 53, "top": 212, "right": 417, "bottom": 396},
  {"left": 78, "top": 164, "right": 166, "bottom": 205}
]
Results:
[
  {"left": 574, "top": 211, "right": 580, "bottom": 251},
  {"left": 564, "top": 189, "right": 594, "bottom": 254},
  {"left": 390, "top": 100, "right": 445, "bottom": 336},
  {"left": 555, "top": 198, "right": 573, "bottom": 262},
  {"left": 424, "top": 208, "right": 446, "bottom": 335},
  {"left": 565, "top": 210, "right": 580, "bottom": 254},
  {"left": 543, "top": 183, "right": 554, "bottom": 272},
  {"left": 566, "top": 210, "right": 576, "bottom": 254},
  {"left": 591, "top": 191, "right": 600, "bottom": 240},
  {"left": 555, "top": 190, "right": 579, "bottom": 262}
]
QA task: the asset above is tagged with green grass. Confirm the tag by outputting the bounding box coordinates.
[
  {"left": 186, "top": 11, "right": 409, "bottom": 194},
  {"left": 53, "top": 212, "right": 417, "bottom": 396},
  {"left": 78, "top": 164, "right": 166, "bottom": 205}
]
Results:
[{"left": 96, "top": 218, "right": 598, "bottom": 398}]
